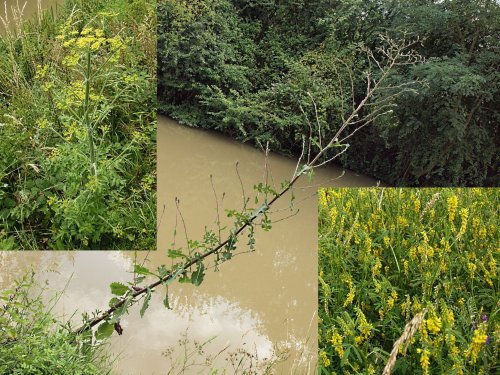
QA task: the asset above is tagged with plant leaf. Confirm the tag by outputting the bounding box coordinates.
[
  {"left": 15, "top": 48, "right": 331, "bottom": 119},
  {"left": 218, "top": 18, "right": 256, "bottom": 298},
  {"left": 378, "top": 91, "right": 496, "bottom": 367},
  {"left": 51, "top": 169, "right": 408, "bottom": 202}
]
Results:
[
  {"left": 140, "top": 288, "right": 152, "bottom": 318},
  {"left": 108, "top": 297, "right": 120, "bottom": 308},
  {"left": 134, "top": 264, "right": 152, "bottom": 276},
  {"left": 168, "top": 249, "right": 189, "bottom": 259},
  {"left": 110, "top": 282, "right": 129, "bottom": 296},
  {"left": 95, "top": 321, "right": 114, "bottom": 340},
  {"left": 191, "top": 262, "right": 205, "bottom": 286}
]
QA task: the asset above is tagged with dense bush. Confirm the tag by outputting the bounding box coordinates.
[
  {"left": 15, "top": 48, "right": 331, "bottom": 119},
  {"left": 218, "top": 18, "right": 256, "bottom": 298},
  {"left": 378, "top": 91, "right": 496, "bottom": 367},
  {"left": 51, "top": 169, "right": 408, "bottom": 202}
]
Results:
[
  {"left": 0, "top": 0, "right": 156, "bottom": 249},
  {"left": 157, "top": 0, "right": 499, "bottom": 187},
  {"left": 318, "top": 188, "right": 498, "bottom": 374}
]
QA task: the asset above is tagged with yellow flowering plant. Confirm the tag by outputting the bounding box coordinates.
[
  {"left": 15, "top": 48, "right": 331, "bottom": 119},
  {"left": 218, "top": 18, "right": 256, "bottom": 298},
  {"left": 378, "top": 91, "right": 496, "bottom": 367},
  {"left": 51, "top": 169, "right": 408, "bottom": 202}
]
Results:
[
  {"left": 0, "top": 0, "right": 156, "bottom": 249},
  {"left": 319, "top": 188, "right": 498, "bottom": 374}
]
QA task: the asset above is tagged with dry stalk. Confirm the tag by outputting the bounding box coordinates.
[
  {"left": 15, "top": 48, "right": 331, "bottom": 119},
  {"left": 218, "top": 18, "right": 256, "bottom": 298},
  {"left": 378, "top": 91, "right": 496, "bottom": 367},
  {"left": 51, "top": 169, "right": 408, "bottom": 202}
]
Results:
[
  {"left": 382, "top": 308, "right": 428, "bottom": 375},
  {"left": 419, "top": 192, "right": 441, "bottom": 221}
]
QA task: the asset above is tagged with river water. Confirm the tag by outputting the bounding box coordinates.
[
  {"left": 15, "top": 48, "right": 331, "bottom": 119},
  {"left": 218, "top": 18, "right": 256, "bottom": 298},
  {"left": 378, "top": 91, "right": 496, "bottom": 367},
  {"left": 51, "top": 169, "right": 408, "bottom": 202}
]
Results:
[
  {"left": 1, "top": 0, "right": 60, "bottom": 34},
  {"left": 1, "top": 116, "right": 377, "bottom": 373},
  {"left": 1, "top": 2, "right": 379, "bottom": 372}
]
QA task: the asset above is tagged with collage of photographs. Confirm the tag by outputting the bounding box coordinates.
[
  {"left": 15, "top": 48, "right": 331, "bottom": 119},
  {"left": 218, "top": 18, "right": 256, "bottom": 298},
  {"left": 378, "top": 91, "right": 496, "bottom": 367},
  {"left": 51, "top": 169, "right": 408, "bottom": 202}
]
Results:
[{"left": 0, "top": 0, "right": 498, "bottom": 374}]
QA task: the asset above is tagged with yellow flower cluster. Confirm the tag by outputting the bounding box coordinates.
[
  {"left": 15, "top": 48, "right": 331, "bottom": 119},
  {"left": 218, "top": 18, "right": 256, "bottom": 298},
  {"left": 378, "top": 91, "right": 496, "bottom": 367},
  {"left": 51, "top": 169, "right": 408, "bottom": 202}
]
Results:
[
  {"left": 465, "top": 323, "right": 488, "bottom": 364},
  {"left": 457, "top": 208, "right": 469, "bottom": 239},
  {"left": 57, "top": 24, "right": 124, "bottom": 67},
  {"left": 417, "top": 348, "right": 431, "bottom": 375},
  {"left": 426, "top": 315, "right": 442, "bottom": 334},
  {"left": 447, "top": 194, "right": 458, "bottom": 223},
  {"left": 319, "top": 188, "right": 497, "bottom": 373},
  {"left": 331, "top": 331, "right": 344, "bottom": 358},
  {"left": 355, "top": 308, "right": 373, "bottom": 344},
  {"left": 319, "top": 350, "right": 330, "bottom": 367},
  {"left": 342, "top": 274, "right": 356, "bottom": 308}
]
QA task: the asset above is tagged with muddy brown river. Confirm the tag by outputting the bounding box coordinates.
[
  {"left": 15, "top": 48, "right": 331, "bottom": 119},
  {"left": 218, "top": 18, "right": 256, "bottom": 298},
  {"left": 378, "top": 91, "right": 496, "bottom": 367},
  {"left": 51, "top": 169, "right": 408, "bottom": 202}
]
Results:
[
  {"left": 1, "top": 116, "right": 378, "bottom": 374},
  {"left": 1, "top": 0, "right": 60, "bottom": 34}
]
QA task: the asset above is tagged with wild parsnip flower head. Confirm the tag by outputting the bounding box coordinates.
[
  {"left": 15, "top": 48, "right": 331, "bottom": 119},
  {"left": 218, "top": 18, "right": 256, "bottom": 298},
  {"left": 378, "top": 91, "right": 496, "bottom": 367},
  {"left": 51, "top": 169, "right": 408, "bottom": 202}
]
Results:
[{"left": 57, "top": 23, "right": 124, "bottom": 67}]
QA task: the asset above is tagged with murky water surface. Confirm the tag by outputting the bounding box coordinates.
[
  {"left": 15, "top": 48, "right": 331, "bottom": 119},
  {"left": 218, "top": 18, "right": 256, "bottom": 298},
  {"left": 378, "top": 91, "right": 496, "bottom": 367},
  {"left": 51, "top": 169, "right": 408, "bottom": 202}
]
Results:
[
  {"left": 1, "top": 117, "right": 377, "bottom": 373},
  {"left": 1, "top": 0, "right": 60, "bottom": 34}
]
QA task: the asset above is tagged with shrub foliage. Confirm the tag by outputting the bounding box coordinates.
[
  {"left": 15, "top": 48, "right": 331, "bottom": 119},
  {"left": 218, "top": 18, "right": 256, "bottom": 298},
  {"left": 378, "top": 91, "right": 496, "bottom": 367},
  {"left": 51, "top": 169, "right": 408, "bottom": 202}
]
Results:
[{"left": 158, "top": 0, "right": 499, "bottom": 186}]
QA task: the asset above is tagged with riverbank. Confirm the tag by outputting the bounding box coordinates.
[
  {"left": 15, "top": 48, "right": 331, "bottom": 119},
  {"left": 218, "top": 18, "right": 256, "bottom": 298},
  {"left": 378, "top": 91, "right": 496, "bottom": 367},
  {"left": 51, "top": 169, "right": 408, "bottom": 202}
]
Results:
[
  {"left": 0, "top": 0, "right": 156, "bottom": 249},
  {"left": 0, "top": 272, "right": 114, "bottom": 374},
  {"left": 158, "top": 0, "right": 499, "bottom": 187}
]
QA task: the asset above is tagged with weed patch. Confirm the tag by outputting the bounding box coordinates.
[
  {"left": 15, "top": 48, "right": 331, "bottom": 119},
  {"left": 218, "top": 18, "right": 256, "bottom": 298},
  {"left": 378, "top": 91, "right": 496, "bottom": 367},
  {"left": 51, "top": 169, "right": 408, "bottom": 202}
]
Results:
[
  {"left": 318, "top": 188, "right": 498, "bottom": 374},
  {"left": 0, "top": 0, "right": 156, "bottom": 249}
]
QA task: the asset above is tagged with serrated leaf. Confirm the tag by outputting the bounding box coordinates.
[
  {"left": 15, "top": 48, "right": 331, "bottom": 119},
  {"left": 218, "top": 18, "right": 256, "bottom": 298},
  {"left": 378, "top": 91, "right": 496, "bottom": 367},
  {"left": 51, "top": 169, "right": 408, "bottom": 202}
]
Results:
[
  {"left": 191, "top": 262, "right": 205, "bottom": 286},
  {"left": 140, "top": 288, "right": 152, "bottom": 318},
  {"left": 108, "top": 297, "right": 130, "bottom": 324},
  {"left": 110, "top": 282, "right": 129, "bottom": 296},
  {"left": 179, "top": 274, "right": 191, "bottom": 283},
  {"left": 95, "top": 321, "right": 114, "bottom": 340},
  {"left": 108, "top": 297, "right": 120, "bottom": 308},
  {"left": 163, "top": 266, "right": 186, "bottom": 286},
  {"left": 157, "top": 265, "right": 169, "bottom": 278},
  {"left": 134, "top": 264, "right": 152, "bottom": 276},
  {"left": 168, "top": 249, "right": 189, "bottom": 259}
]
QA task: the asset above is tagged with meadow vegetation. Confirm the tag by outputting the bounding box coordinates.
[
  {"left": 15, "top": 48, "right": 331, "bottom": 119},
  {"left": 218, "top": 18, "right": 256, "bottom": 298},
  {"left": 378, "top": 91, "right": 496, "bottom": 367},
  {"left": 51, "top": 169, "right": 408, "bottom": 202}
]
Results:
[
  {"left": 0, "top": 0, "right": 156, "bottom": 249},
  {"left": 318, "top": 188, "right": 498, "bottom": 374}
]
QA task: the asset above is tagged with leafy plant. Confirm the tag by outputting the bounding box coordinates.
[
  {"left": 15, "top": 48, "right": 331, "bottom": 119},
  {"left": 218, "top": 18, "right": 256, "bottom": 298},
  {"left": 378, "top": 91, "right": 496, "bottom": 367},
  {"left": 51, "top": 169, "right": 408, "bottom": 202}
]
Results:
[
  {"left": 0, "top": 0, "right": 156, "bottom": 249},
  {"left": 0, "top": 272, "right": 113, "bottom": 374},
  {"left": 318, "top": 188, "right": 499, "bottom": 374},
  {"left": 158, "top": 0, "right": 499, "bottom": 187}
]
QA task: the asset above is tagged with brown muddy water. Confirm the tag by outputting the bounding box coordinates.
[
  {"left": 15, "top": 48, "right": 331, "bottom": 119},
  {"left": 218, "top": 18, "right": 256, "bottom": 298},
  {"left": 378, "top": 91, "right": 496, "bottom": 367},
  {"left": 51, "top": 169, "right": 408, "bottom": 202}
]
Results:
[
  {"left": 1, "top": 0, "right": 60, "bottom": 34},
  {"left": 1, "top": 117, "right": 378, "bottom": 374}
]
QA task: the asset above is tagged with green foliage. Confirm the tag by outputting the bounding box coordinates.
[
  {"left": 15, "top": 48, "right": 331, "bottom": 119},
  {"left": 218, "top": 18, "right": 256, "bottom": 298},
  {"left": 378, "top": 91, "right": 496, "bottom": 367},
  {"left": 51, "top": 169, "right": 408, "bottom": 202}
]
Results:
[
  {"left": 343, "top": 0, "right": 500, "bottom": 187},
  {"left": 0, "top": 273, "right": 113, "bottom": 374},
  {"left": 0, "top": 0, "right": 156, "bottom": 249},
  {"left": 158, "top": 0, "right": 499, "bottom": 186},
  {"left": 318, "top": 188, "right": 499, "bottom": 373}
]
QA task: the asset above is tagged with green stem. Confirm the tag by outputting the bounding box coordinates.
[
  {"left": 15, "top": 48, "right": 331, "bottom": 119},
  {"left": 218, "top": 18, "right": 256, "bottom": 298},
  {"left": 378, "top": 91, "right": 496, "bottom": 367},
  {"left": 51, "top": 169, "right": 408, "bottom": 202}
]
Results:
[{"left": 84, "top": 47, "right": 96, "bottom": 176}]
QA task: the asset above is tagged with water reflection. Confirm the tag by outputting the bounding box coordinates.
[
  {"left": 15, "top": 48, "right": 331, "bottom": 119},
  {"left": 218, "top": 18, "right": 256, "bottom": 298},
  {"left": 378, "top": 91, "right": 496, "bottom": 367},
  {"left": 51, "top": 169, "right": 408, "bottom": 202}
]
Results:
[
  {"left": 1, "top": 117, "right": 378, "bottom": 373},
  {"left": 0, "top": 251, "right": 276, "bottom": 374}
]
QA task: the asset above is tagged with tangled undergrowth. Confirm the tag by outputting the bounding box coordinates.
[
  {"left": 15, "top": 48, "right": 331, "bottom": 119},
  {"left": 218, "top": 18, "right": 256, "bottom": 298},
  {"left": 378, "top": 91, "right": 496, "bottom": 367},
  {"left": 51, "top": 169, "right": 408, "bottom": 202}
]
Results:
[
  {"left": 319, "top": 188, "right": 498, "bottom": 374},
  {"left": 0, "top": 272, "right": 114, "bottom": 374}
]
